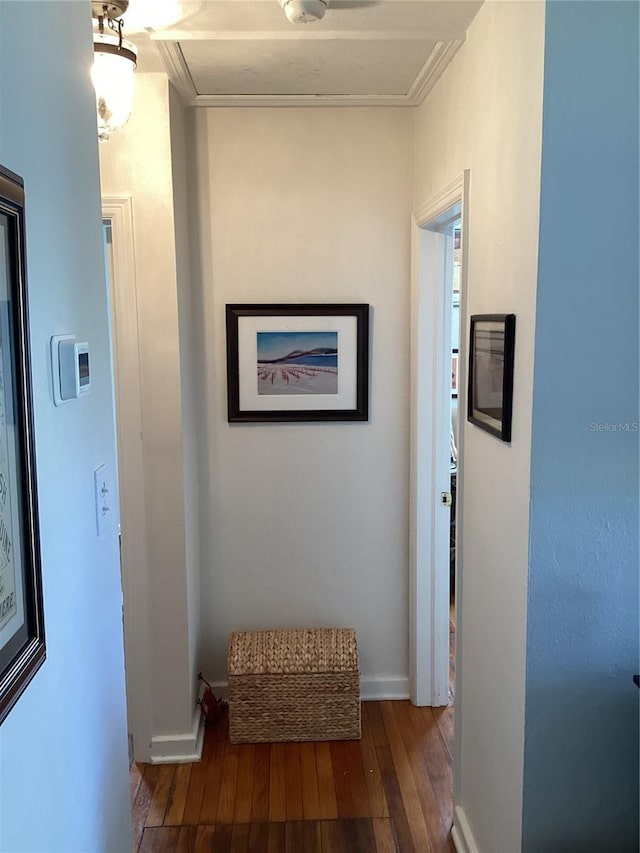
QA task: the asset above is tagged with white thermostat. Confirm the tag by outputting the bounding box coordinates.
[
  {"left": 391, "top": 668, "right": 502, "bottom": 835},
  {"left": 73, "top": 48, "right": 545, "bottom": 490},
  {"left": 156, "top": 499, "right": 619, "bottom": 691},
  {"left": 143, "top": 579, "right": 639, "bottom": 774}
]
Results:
[{"left": 51, "top": 335, "right": 91, "bottom": 405}]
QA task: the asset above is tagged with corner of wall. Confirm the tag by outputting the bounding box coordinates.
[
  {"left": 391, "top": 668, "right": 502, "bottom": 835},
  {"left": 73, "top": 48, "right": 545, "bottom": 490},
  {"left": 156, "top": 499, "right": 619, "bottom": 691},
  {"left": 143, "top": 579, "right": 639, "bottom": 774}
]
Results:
[{"left": 99, "top": 71, "right": 201, "bottom": 753}]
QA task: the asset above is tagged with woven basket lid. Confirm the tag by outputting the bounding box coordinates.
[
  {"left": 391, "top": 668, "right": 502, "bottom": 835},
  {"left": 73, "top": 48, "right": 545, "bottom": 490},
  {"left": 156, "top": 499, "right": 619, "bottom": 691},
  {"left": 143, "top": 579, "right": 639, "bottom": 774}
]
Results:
[{"left": 228, "top": 628, "right": 358, "bottom": 675}]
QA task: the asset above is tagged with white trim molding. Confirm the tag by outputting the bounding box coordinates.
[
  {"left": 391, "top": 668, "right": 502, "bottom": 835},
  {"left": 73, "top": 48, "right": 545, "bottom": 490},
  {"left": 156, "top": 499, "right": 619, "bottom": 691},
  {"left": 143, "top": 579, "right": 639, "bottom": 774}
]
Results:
[
  {"left": 154, "top": 41, "right": 197, "bottom": 105},
  {"left": 360, "top": 676, "right": 410, "bottom": 701},
  {"left": 414, "top": 173, "right": 467, "bottom": 230},
  {"left": 205, "top": 675, "right": 410, "bottom": 703},
  {"left": 188, "top": 93, "right": 417, "bottom": 108},
  {"left": 407, "top": 40, "right": 464, "bottom": 104},
  {"left": 156, "top": 38, "right": 465, "bottom": 108},
  {"left": 451, "top": 806, "right": 480, "bottom": 853},
  {"left": 150, "top": 707, "right": 206, "bottom": 765},
  {"left": 152, "top": 30, "right": 466, "bottom": 43},
  {"left": 409, "top": 170, "right": 470, "bottom": 709}
]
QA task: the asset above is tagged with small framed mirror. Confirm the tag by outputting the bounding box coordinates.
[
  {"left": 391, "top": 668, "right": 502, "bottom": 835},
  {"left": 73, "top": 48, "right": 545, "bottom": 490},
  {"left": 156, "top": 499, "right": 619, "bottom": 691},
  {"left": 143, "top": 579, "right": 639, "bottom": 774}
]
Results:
[{"left": 467, "top": 313, "right": 516, "bottom": 443}]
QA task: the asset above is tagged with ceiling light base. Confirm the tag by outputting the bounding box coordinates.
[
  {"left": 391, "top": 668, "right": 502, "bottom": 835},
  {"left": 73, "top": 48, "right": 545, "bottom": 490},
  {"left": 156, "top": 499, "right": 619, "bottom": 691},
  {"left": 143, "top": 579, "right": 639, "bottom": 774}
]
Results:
[
  {"left": 279, "top": 0, "right": 328, "bottom": 24},
  {"left": 91, "top": 0, "right": 129, "bottom": 21}
]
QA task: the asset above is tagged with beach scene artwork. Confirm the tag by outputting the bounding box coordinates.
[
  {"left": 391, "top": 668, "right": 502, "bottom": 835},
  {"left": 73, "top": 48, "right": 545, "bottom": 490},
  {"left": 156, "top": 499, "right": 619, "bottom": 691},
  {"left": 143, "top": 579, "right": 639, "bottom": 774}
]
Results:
[{"left": 257, "top": 331, "right": 338, "bottom": 395}]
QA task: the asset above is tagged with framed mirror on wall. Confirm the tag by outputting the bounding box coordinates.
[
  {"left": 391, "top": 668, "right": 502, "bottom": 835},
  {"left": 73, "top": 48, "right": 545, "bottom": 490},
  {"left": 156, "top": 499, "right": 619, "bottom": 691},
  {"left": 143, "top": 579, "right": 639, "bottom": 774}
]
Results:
[
  {"left": 0, "top": 165, "right": 45, "bottom": 725},
  {"left": 468, "top": 313, "right": 516, "bottom": 443}
]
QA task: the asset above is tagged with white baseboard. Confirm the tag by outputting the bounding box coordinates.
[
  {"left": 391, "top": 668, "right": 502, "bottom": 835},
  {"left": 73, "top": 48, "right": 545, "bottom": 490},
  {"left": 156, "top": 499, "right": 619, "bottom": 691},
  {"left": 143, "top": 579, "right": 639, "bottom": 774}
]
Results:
[
  {"left": 451, "top": 805, "right": 480, "bottom": 853},
  {"left": 209, "top": 680, "right": 229, "bottom": 700},
  {"left": 206, "top": 675, "right": 410, "bottom": 702},
  {"left": 360, "top": 675, "right": 410, "bottom": 700},
  {"left": 149, "top": 706, "right": 205, "bottom": 764},
  {"left": 145, "top": 671, "right": 409, "bottom": 763}
]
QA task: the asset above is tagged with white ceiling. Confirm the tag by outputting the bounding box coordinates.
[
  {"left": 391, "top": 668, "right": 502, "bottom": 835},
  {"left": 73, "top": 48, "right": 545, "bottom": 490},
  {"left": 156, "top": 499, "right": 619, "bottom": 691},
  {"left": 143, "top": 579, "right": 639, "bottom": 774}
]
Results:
[{"left": 130, "top": 0, "right": 483, "bottom": 107}]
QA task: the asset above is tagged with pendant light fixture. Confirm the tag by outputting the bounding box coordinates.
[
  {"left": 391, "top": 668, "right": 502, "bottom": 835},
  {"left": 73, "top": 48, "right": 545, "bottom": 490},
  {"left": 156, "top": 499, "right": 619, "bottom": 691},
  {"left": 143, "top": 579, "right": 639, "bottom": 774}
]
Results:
[{"left": 91, "top": 1, "right": 138, "bottom": 142}]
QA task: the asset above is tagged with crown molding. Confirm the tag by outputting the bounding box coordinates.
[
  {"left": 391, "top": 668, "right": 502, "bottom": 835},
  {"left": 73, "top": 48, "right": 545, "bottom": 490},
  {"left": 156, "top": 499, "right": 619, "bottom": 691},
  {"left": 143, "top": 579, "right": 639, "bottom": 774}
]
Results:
[
  {"left": 407, "top": 38, "right": 464, "bottom": 103},
  {"left": 189, "top": 93, "right": 415, "bottom": 107},
  {"left": 150, "top": 29, "right": 461, "bottom": 42},
  {"left": 155, "top": 37, "right": 464, "bottom": 108},
  {"left": 154, "top": 41, "right": 197, "bottom": 104}
]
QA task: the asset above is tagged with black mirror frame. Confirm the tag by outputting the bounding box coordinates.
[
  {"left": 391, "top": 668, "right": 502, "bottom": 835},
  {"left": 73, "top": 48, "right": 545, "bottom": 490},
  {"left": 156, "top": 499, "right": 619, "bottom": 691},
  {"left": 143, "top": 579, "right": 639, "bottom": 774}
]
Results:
[{"left": 467, "top": 313, "right": 516, "bottom": 443}]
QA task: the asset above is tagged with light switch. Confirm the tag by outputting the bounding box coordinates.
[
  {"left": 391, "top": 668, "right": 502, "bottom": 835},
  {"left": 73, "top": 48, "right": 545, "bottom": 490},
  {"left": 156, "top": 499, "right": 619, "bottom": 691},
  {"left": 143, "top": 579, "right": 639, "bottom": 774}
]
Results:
[{"left": 94, "top": 463, "right": 115, "bottom": 537}]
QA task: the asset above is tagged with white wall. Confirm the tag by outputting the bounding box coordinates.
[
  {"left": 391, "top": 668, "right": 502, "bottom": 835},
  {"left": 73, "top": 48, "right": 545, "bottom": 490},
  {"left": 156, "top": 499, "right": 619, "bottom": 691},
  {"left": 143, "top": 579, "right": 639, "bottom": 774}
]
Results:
[
  {"left": 99, "top": 74, "right": 199, "bottom": 757},
  {"left": 0, "top": 2, "right": 131, "bottom": 850},
  {"left": 414, "top": 3, "right": 545, "bottom": 850},
  {"left": 193, "top": 108, "right": 414, "bottom": 696},
  {"left": 169, "top": 84, "right": 202, "bottom": 696}
]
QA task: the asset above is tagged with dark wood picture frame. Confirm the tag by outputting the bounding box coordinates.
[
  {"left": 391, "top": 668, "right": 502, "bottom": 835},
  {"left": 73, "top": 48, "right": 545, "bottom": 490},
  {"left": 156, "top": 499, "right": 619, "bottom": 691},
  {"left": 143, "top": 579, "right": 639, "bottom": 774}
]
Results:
[
  {"left": 0, "top": 165, "right": 45, "bottom": 725},
  {"left": 467, "top": 313, "right": 516, "bottom": 442},
  {"left": 226, "top": 303, "right": 370, "bottom": 423}
]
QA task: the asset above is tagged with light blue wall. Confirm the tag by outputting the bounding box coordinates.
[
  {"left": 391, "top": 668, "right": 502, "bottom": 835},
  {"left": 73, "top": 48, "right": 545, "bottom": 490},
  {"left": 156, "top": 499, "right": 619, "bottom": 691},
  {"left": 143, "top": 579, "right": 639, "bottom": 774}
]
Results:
[
  {"left": 0, "top": 3, "right": 131, "bottom": 850},
  {"left": 523, "top": 2, "right": 639, "bottom": 850}
]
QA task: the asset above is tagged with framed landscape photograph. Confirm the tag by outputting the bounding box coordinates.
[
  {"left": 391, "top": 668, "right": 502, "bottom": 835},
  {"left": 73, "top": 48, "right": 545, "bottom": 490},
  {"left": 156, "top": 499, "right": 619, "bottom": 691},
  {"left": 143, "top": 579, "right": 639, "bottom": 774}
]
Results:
[
  {"left": 0, "top": 165, "right": 45, "bottom": 725},
  {"left": 226, "top": 304, "right": 370, "bottom": 422},
  {"left": 467, "top": 314, "right": 516, "bottom": 442}
]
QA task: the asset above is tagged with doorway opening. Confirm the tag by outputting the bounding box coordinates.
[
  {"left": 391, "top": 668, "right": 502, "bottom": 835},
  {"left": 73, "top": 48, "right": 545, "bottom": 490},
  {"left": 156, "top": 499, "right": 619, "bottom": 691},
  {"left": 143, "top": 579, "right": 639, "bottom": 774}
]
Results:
[
  {"left": 449, "top": 218, "right": 462, "bottom": 589},
  {"left": 409, "top": 172, "right": 468, "bottom": 721}
]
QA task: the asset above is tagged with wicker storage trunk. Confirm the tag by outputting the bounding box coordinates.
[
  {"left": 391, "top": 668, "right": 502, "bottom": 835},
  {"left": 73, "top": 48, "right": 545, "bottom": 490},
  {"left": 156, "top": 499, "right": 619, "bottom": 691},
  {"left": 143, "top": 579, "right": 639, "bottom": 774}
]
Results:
[{"left": 227, "top": 628, "right": 361, "bottom": 744}]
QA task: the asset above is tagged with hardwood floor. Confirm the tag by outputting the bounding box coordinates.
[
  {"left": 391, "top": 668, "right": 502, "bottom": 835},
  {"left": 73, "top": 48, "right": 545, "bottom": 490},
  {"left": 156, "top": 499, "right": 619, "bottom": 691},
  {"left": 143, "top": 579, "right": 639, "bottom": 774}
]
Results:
[
  {"left": 131, "top": 698, "right": 455, "bottom": 853},
  {"left": 132, "top": 613, "right": 456, "bottom": 851}
]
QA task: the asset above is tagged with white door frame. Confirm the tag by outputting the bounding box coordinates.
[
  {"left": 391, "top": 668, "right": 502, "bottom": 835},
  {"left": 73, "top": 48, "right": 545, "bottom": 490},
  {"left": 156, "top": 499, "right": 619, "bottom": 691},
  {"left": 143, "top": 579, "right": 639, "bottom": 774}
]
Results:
[
  {"left": 102, "top": 197, "right": 152, "bottom": 761},
  {"left": 409, "top": 171, "right": 470, "bottom": 706}
]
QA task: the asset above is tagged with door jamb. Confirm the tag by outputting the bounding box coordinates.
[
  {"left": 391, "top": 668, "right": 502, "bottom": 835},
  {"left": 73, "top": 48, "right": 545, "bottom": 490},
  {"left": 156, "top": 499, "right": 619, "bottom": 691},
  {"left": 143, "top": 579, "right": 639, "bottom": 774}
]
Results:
[
  {"left": 102, "top": 196, "right": 152, "bottom": 762},
  {"left": 409, "top": 171, "right": 470, "bottom": 707}
]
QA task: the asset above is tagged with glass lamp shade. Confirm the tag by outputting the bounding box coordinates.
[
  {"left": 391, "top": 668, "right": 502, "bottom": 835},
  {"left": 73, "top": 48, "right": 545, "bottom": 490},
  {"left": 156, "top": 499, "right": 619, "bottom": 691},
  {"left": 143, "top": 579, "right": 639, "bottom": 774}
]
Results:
[
  {"left": 92, "top": 33, "right": 137, "bottom": 142},
  {"left": 120, "top": 0, "right": 185, "bottom": 32}
]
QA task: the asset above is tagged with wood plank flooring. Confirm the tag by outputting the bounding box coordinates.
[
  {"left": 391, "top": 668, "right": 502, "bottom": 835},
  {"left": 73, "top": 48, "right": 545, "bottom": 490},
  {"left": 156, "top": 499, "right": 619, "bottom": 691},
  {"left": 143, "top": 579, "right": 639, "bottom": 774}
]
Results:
[
  {"left": 131, "top": 699, "right": 454, "bottom": 852},
  {"left": 133, "top": 612, "right": 455, "bottom": 851}
]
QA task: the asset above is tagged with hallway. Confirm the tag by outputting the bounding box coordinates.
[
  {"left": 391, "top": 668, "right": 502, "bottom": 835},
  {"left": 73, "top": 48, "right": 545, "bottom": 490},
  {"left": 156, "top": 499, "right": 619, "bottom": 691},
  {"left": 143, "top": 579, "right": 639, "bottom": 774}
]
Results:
[{"left": 132, "top": 699, "right": 454, "bottom": 852}]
